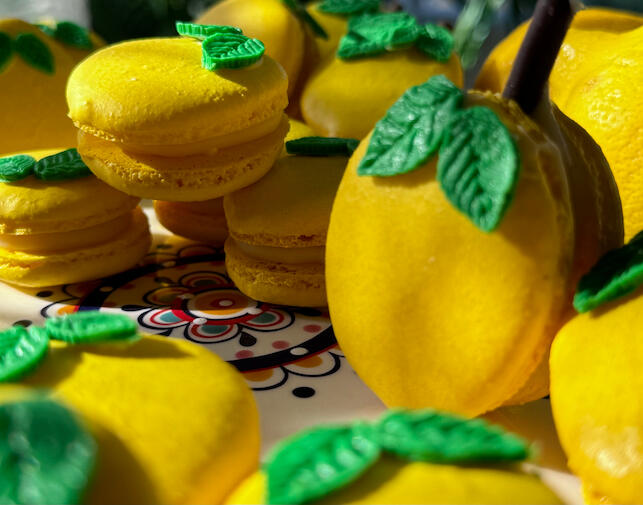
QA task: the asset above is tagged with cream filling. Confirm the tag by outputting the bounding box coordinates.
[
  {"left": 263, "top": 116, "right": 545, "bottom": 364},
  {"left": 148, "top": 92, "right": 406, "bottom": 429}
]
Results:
[
  {"left": 118, "top": 114, "right": 285, "bottom": 157},
  {"left": 0, "top": 212, "right": 133, "bottom": 253},
  {"left": 236, "top": 239, "right": 325, "bottom": 264}
]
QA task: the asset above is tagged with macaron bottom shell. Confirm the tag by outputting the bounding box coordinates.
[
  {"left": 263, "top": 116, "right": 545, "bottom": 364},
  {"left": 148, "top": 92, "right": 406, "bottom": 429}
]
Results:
[
  {"left": 154, "top": 199, "right": 228, "bottom": 246},
  {"left": 224, "top": 238, "right": 326, "bottom": 307},
  {"left": 0, "top": 207, "right": 150, "bottom": 287}
]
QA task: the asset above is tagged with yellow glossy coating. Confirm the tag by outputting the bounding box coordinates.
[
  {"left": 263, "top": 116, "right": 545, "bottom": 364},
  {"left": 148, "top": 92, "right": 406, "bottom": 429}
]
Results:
[
  {"left": 0, "top": 335, "right": 260, "bottom": 504},
  {"left": 307, "top": 2, "right": 348, "bottom": 61},
  {"left": 326, "top": 92, "right": 622, "bottom": 416},
  {"left": 226, "top": 456, "right": 562, "bottom": 504},
  {"left": 477, "top": 8, "right": 643, "bottom": 239},
  {"left": 550, "top": 287, "right": 643, "bottom": 504},
  {"left": 301, "top": 48, "right": 463, "bottom": 139}
]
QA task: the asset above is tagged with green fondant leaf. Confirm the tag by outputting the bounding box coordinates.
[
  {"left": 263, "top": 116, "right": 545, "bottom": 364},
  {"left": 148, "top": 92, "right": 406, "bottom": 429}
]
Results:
[
  {"left": 286, "top": 137, "right": 359, "bottom": 157},
  {"left": 0, "top": 399, "right": 96, "bottom": 504},
  {"left": 0, "top": 326, "right": 49, "bottom": 382},
  {"left": 0, "top": 154, "right": 36, "bottom": 183},
  {"left": 358, "top": 75, "right": 463, "bottom": 177},
  {"left": 282, "top": 0, "right": 329, "bottom": 39},
  {"left": 34, "top": 23, "right": 56, "bottom": 38},
  {"left": 13, "top": 33, "right": 54, "bottom": 74},
  {"left": 53, "top": 21, "right": 93, "bottom": 50},
  {"left": 34, "top": 148, "right": 92, "bottom": 181},
  {"left": 45, "top": 312, "right": 139, "bottom": 344},
  {"left": 202, "top": 32, "right": 265, "bottom": 70},
  {"left": 416, "top": 24, "right": 454, "bottom": 62},
  {"left": 0, "top": 32, "right": 12, "bottom": 72},
  {"left": 318, "top": 0, "right": 380, "bottom": 15},
  {"left": 266, "top": 423, "right": 380, "bottom": 505},
  {"left": 337, "top": 12, "right": 419, "bottom": 60},
  {"left": 376, "top": 409, "right": 529, "bottom": 463},
  {"left": 175, "top": 21, "right": 242, "bottom": 39},
  {"left": 437, "top": 106, "right": 519, "bottom": 232},
  {"left": 574, "top": 231, "right": 643, "bottom": 313}
]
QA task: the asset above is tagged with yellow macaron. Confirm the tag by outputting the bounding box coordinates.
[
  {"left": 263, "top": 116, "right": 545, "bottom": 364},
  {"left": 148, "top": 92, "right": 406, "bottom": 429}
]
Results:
[
  {"left": 68, "top": 25, "right": 289, "bottom": 201},
  {"left": 0, "top": 311, "right": 260, "bottom": 504},
  {"left": 224, "top": 136, "right": 353, "bottom": 306},
  {"left": 226, "top": 409, "right": 562, "bottom": 504},
  {"left": 0, "top": 19, "right": 101, "bottom": 154},
  {"left": 0, "top": 148, "right": 150, "bottom": 287}
]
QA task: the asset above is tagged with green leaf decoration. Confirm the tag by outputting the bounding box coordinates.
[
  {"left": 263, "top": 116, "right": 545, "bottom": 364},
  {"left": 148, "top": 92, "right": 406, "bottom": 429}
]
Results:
[
  {"left": 33, "top": 148, "right": 92, "bottom": 181},
  {"left": 0, "top": 32, "right": 12, "bottom": 72},
  {"left": 574, "top": 231, "right": 643, "bottom": 313},
  {"left": 34, "top": 24, "right": 56, "bottom": 38},
  {"left": 0, "top": 154, "right": 36, "bottom": 183},
  {"left": 376, "top": 409, "right": 529, "bottom": 463},
  {"left": 0, "top": 399, "right": 97, "bottom": 505},
  {"left": 416, "top": 24, "right": 454, "bottom": 63},
  {"left": 0, "top": 326, "right": 49, "bottom": 383},
  {"left": 175, "top": 21, "right": 242, "bottom": 39},
  {"left": 45, "top": 312, "right": 139, "bottom": 344},
  {"left": 202, "top": 33, "right": 265, "bottom": 70},
  {"left": 53, "top": 21, "right": 93, "bottom": 50},
  {"left": 453, "top": 0, "right": 506, "bottom": 69},
  {"left": 437, "top": 106, "right": 519, "bottom": 232},
  {"left": 266, "top": 423, "right": 380, "bottom": 505},
  {"left": 358, "top": 75, "right": 463, "bottom": 177},
  {"left": 286, "top": 137, "right": 359, "bottom": 157},
  {"left": 13, "top": 33, "right": 54, "bottom": 74},
  {"left": 337, "top": 12, "right": 420, "bottom": 60},
  {"left": 318, "top": 0, "right": 380, "bottom": 15},
  {"left": 282, "top": 0, "right": 329, "bottom": 39}
]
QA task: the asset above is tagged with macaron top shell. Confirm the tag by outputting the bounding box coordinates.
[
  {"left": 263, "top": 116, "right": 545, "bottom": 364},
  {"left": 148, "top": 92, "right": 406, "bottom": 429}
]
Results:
[
  {"left": 224, "top": 154, "right": 346, "bottom": 247},
  {"left": 0, "top": 149, "right": 140, "bottom": 234},
  {"left": 67, "top": 37, "right": 288, "bottom": 145}
]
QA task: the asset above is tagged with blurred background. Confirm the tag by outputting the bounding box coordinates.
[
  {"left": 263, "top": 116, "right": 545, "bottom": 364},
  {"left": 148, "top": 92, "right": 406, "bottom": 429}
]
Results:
[{"left": 0, "top": 0, "right": 640, "bottom": 83}]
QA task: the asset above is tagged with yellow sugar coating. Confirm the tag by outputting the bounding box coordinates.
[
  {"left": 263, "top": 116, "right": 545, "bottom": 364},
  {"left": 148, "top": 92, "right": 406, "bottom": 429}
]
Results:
[
  {"left": 0, "top": 335, "right": 260, "bottom": 504},
  {"left": 550, "top": 287, "right": 643, "bottom": 505},
  {"left": 307, "top": 2, "right": 348, "bottom": 61},
  {"left": 301, "top": 48, "right": 463, "bottom": 139},
  {"left": 477, "top": 8, "right": 643, "bottom": 239},
  {"left": 226, "top": 457, "right": 562, "bottom": 504},
  {"left": 326, "top": 92, "right": 622, "bottom": 416},
  {"left": 67, "top": 37, "right": 288, "bottom": 145}
]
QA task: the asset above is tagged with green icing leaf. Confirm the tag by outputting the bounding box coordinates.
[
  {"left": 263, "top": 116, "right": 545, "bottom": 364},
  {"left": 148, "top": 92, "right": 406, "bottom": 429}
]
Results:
[
  {"left": 202, "top": 32, "right": 265, "bottom": 70},
  {"left": 34, "top": 24, "right": 56, "bottom": 38},
  {"left": 337, "top": 12, "right": 420, "bottom": 60},
  {"left": 318, "top": 0, "right": 380, "bottom": 15},
  {"left": 416, "top": 24, "right": 454, "bottom": 63},
  {"left": 13, "top": 33, "right": 54, "bottom": 74},
  {"left": 34, "top": 148, "right": 92, "bottom": 181},
  {"left": 358, "top": 75, "right": 463, "bottom": 177},
  {"left": 175, "top": 21, "right": 242, "bottom": 39},
  {"left": 282, "top": 0, "right": 329, "bottom": 39},
  {"left": 266, "top": 423, "right": 380, "bottom": 505},
  {"left": 376, "top": 409, "right": 529, "bottom": 463},
  {"left": 286, "top": 137, "right": 359, "bottom": 157},
  {"left": 0, "top": 399, "right": 96, "bottom": 504},
  {"left": 453, "top": 0, "right": 506, "bottom": 69},
  {"left": 53, "top": 21, "right": 93, "bottom": 50},
  {"left": 0, "top": 326, "right": 49, "bottom": 382},
  {"left": 0, "top": 154, "right": 36, "bottom": 183},
  {"left": 574, "top": 231, "right": 643, "bottom": 313},
  {"left": 45, "top": 312, "right": 139, "bottom": 344},
  {"left": 437, "top": 106, "right": 519, "bottom": 232},
  {"left": 0, "top": 32, "right": 12, "bottom": 72}
]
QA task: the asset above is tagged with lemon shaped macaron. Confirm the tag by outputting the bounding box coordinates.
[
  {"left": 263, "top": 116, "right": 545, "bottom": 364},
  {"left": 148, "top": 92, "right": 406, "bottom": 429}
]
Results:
[
  {"left": 0, "top": 149, "right": 150, "bottom": 287},
  {"left": 68, "top": 33, "right": 289, "bottom": 201}
]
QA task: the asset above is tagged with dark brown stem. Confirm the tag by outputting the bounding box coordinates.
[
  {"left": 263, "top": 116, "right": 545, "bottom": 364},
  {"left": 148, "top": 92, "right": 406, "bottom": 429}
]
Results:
[{"left": 502, "top": 0, "right": 574, "bottom": 115}]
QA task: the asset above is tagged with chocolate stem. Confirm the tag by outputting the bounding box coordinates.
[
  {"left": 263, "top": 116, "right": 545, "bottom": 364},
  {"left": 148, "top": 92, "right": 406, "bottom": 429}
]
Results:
[{"left": 502, "top": 0, "right": 575, "bottom": 115}]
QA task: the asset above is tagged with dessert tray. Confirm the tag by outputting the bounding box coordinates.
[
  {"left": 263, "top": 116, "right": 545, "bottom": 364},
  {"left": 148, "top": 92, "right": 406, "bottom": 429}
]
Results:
[{"left": 0, "top": 202, "right": 582, "bottom": 503}]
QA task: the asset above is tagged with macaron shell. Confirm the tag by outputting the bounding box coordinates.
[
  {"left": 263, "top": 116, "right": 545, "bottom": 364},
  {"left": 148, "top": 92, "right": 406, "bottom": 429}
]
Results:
[
  {"left": 0, "top": 20, "right": 79, "bottom": 154},
  {"left": 67, "top": 38, "right": 288, "bottom": 145},
  {"left": 0, "top": 206, "right": 150, "bottom": 287},
  {"left": 225, "top": 237, "right": 326, "bottom": 307},
  {"left": 224, "top": 154, "right": 347, "bottom": 247},
  {"left": 78, "top": 115, "right": 289, "bottom": 201},
  {"left": 154, "top": 199, "right": 228, "bottom": 245}
]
